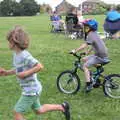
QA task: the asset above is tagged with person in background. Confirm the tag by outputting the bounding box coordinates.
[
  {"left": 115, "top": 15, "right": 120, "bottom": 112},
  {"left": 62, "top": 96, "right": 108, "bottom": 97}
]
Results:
[
  {"left": 50, "top": 11, "right": 66, "bottom": 31},
  {"left": 65, "top": 8, "right": 78, "bottom": 28},
  {"left": 104, "top": 6, "right": 120, "bottom": 38},
  {"left": 77, "top": 10, "right": 84, "bottom": 24},
  {"left": 106, "top": 6, "right": 120, "bottom": 22},
  {"left": 50, "top": 11, "right": 61, "bottom": 22}
]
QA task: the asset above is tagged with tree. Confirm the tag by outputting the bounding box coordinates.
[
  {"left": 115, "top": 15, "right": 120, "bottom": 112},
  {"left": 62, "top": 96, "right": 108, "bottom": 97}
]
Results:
[
  {"left": 40, "top": 3, "right": 52, "bottom": 13},
  {"left": 0, "top": 0, "right": 13, "bottom": 16},
  {"left": 116, "top": 5, "right": 120, "bottom": 12},
  {"left": 40, "top": 5, "right": 45, "bottom": 13},
  {"left": 45, "top": 4, "right": 52, "bottom": 13},
  {"left": 19, "top": 0, "right": 40, "bottom": 16},
  {"left": 11, "top": 1, "right": 22, "bottom": 16},
  {"left": 0, "top": 0, "right": 40, "bottom": 16}
]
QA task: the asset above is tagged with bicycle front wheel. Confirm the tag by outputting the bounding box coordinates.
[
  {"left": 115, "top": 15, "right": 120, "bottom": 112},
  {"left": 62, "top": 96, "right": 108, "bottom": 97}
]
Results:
[
  {"left": 103, "top": 74, "right": 120, "bottom": 99},
  {"left": 57, "top": 70, "right": 80, "bottom": 94}
]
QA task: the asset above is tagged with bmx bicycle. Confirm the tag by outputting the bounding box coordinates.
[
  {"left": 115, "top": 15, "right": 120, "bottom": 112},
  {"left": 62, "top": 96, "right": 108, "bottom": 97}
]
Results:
[{"left": 57, "top": 52, "right": 120, "bottom": 99}]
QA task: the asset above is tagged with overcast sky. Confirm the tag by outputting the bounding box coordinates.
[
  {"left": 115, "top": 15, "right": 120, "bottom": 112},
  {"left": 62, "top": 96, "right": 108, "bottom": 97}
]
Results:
[
  {"left": 0, "top": 0, "right": 119, "bottom": 8},
  {"left": 36, "top": 0, "right": 120, "bottom": 8},
  {"left": 37, "top": 0, "right": 120, "bottom": 4},
  {"left": 35, "top": 0, "right": 120, "bottom": 8}
]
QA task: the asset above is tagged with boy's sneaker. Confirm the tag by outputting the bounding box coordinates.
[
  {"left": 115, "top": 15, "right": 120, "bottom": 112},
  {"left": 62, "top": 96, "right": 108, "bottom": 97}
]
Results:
[
  {"left": 61, "top": 101, "right": 70, "bottom": 120},
  {"left": 93, "top": 79, "right": 101, "bottom": 88},
  {"left": 85, "top": 83, "right": 93, "bottom": 93}
]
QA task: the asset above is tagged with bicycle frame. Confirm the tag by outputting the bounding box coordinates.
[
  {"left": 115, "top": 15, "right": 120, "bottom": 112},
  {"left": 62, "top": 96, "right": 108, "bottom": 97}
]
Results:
[
  {"left": 71, "top": 53, "right": 84, "bottom": 74},
  {"left": 91, "top": 66, "right": 105, "bottom": 85},
  {"left": 71, "top": 53, "right": 106, "bottom": 85}
]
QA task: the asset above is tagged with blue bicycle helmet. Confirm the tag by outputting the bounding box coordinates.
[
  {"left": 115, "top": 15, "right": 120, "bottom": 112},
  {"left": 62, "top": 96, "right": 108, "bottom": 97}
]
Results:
[{"left": 83, "top": 19, "right": 98, "bottom": 31}]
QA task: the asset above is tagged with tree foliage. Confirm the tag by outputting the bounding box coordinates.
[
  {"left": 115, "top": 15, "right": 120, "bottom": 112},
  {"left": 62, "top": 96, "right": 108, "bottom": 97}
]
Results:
[
  {"left": 40, "top": 4, "right": 52, "bottom": 13},
  {"left": 19, "top": 0, "right": 40, "bottom": 16},
  {"left": 0, "top": 0, "right": 40, "bottom": 16},
  {"left": 116, "top": 5, "right": 120, "bottom": 12},
  {"left": 0, "top": 0, "right": 13, "bottom": 16}
]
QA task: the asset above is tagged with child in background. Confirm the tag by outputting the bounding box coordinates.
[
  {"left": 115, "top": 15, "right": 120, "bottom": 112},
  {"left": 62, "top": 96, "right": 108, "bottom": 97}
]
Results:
[{"left": 0, "top": 26, "right": 70, "bottom": 120}]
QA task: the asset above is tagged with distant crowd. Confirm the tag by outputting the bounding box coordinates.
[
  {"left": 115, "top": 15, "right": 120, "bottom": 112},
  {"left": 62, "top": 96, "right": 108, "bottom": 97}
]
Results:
[{"left": 49, "top": 6, "right": 120, "bottom": 39}]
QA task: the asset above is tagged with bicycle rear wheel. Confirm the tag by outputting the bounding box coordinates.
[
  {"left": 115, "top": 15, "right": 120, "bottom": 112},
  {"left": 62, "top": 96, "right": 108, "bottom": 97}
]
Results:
[
  {"left": 103, "top": 74, "right": 120, "bottom": 99},
  {"left": 57, "top": 70, "right": 80, "bottom": 94}
]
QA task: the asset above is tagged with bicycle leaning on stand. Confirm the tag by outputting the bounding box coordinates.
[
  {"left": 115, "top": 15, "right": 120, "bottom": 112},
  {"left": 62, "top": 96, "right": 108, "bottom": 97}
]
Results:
[{"left": 57, "top": 52, "right": 120, "bottom": 99}]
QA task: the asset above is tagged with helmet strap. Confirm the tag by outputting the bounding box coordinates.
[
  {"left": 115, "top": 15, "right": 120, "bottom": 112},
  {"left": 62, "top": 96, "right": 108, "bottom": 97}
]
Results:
[{"left": 84, "top": 29, "right": 92, "bottom": 40}]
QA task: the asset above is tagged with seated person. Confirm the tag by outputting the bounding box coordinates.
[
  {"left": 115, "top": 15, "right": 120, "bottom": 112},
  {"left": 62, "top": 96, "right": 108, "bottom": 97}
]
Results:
[
  {"left": 50, "top": 11, "right": 65, "bottom": 31},
  {"left": 50, "top": 11, "right": 61, "bottom": 22},
  {"left": 106, "top": 7, "right": 120, "bottom": 22},
  {"left": 66, "top": 8, "right": 78, "bottom": 25},
  {"left": 104, "top": 6, "right": 120, "bottom": 35},
  {"left": 65, "top": 8, "right": 79, "bottom": 33}
]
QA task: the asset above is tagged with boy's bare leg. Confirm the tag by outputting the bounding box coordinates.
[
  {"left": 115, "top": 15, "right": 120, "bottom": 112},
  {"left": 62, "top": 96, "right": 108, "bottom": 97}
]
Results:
[
  {"left": 14, "top": 111, "right": 25, "bottom": 120},
  {"left": 35, "top": 102, "right": 70, "bottom": 120},
  {"left": 82, "top": 57, "right": 91, "bottom": 82},
  {"left": 82, "top": 57, "right": 93, "bottom": 92},
  {"left": 35, "top": 104, "right": 64, "bottom": 114},
  {"left": 83, "top": 65, "right": 91, "bottom": 82},
  {"left": 83, "top": 65, "right": 93, "bottom": 92}
]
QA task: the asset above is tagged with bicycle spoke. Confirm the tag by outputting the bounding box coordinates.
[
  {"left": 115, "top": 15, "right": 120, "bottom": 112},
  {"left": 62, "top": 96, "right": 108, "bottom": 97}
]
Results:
[
  {"left": 104, "top": 74, "right": 120, "bottom": 99},
  {"left": 57, "top": 71, "right": 80, "bottom": 94}
]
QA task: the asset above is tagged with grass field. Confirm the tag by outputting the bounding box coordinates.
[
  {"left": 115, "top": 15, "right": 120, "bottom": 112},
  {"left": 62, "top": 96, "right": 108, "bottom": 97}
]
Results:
[{"left": 0, "top": 14, "right": 120, "bottom": 120}]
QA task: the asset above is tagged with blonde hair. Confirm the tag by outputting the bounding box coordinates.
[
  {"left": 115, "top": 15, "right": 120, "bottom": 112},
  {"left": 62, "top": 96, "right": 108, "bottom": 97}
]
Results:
[{"left": 7, "top": 26, "right": 29, "bottom": 50}]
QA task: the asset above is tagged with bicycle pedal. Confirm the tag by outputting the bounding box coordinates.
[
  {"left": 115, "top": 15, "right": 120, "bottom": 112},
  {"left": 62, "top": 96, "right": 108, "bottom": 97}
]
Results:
[{"left": 93, "top": 83, "right": 101, "bottom": 88}]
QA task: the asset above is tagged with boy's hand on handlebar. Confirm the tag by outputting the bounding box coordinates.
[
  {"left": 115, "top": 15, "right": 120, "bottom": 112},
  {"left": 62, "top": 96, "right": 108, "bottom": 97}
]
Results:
[
  {"left": 70, "top": 49, "right": 76, "bottom": 54},
  {"left": 80, "top": 52, "right": 86, "bottom": 56}
]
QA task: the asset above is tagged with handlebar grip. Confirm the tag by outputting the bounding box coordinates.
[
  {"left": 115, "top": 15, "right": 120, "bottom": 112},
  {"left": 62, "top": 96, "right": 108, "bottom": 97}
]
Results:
[
  {"left": 69, "top": 51, "right": 74, "bottom": 54},
  {"left": 80, "top": 52, "right": 86, "bottom": 55}
]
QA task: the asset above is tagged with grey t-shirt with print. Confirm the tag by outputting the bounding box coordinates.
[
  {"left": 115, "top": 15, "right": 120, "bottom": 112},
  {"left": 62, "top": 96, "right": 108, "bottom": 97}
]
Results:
[
  {"left": 86, "top": 31, "right": 108, "bottom": 58},
  {"left": 13, "top": 50, "right": 42, "bottom": 96}
]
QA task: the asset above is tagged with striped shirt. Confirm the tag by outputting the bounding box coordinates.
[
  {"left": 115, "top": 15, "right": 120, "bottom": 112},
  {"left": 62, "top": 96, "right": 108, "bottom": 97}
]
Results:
[{"left": 13, "top": 50, "right": 42, "bottom": 96}]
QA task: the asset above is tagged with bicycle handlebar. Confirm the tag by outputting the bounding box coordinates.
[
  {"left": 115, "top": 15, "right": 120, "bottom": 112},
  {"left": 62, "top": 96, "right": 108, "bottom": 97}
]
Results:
[{"left": 69, "top": 52, "right": 86, "bottom": 59}]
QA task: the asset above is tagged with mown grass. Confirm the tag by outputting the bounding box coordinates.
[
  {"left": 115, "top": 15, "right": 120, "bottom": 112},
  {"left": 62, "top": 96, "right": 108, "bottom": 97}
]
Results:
[{"left": 0, "top": 14, "right": 120, "bottom": 120}]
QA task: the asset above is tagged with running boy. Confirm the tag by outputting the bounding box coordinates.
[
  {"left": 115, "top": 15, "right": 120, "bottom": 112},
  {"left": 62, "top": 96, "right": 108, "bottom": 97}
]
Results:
[
  {"left": 0, "top": 26, "right": 70, "bottom": 120},
  {"left": 71, "top": 19, "right": 110, "bottom": 92}
]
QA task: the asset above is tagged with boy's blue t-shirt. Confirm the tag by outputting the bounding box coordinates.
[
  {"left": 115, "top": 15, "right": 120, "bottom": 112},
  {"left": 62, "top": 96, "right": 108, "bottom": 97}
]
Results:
[
  {"left": 106, "top": 10, "right": 120, "bottom": 21},
  {"left": 13, "top": 50, "right": 42, "bottom": 96}
]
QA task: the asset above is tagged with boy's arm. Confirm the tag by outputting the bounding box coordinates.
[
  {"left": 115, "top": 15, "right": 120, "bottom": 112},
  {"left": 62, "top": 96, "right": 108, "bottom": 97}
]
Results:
[
  {"left": 0, "top": 69, "right": 15, "bottom": 76},
  {"left": 72, "top": 43, "right": 88, "bottom": 53},
  {"left": 6, "top": 69, "right": 16, "bottom": 75},
  {"left": 17, "top": 63, "right": 43, "bottom": 79}
]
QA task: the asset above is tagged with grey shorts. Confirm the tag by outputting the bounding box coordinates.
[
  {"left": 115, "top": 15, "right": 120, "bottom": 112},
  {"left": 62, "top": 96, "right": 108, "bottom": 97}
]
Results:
[{"left": 84, "top": 55, "right": 109, "bottom": 67}]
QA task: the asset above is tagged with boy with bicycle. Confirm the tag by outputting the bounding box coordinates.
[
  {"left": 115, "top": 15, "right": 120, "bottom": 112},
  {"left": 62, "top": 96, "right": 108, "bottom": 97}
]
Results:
[
  {"left": 0, "top": 26, "right": 70, "bottom": 120},
  {"left": 71, "top": 19, "right": 109, "bottom": 92}
]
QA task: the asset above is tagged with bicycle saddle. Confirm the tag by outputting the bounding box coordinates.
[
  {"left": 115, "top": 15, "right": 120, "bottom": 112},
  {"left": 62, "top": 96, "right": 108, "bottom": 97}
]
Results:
[{"left": 96, "top": 60, "right": 110, "bottom": 67}]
